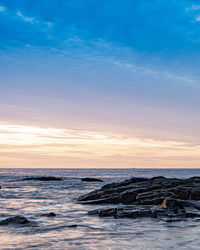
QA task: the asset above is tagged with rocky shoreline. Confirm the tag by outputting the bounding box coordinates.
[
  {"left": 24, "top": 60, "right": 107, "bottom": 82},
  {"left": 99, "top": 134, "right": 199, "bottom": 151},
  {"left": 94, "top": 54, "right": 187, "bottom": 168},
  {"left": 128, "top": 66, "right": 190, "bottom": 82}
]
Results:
[{"left": 78, "top": 176, "right": 200, "bottom": 221}]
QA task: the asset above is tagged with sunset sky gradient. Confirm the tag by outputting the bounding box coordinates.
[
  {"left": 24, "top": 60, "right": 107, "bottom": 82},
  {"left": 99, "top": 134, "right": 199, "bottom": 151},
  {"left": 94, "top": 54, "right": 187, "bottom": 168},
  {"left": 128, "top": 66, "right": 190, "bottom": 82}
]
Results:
[{"left": 0, "top": 0, "right": 200, "bottom": 168}]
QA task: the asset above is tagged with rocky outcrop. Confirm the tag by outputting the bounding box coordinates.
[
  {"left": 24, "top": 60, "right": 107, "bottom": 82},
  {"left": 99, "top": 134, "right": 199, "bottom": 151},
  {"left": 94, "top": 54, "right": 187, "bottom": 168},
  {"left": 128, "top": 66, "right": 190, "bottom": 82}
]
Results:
[
  {"left": 22, "top": 176, "right": 62, "bottom": 181},
  {"left": 0, "top": 216, "right": 30, "bottom": 225},
  {"left": 78, "top": 176, "right": 200, "bottom": 221},
  {"left": 81, "top": 178, "right": 103, "bottom": 182}
]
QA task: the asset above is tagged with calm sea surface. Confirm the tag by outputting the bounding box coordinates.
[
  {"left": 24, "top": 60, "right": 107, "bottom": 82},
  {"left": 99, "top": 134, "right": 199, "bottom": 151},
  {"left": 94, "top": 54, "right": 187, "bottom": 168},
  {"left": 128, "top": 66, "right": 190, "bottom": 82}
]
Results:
[{"left": 0, "top": 168, "right": 200, "bottom": 250}]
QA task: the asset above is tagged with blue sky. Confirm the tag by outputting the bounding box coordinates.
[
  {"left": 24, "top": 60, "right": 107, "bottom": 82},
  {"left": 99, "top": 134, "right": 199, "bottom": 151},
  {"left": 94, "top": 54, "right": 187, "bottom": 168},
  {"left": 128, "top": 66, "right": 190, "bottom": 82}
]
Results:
[{"left": 0, "top": 0, "right": 200, "bottom": 167}]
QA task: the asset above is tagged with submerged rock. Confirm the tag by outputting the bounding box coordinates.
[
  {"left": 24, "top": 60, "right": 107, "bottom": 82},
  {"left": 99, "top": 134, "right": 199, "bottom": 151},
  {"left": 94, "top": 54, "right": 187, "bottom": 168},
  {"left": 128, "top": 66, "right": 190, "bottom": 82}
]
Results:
[
  {"left": 22, "top": 176, "right": 62, "bottom": 181},
  {"left": 41, "top": 212, "right": 56, "bottom": 217},
  {"left": 0, "top": 216, "right": 30, "bottom": 225},
  {"left": 78, "top": 176, "right": 200, "bottom": 221},
  {"left": 81, "top": 178, "right": 103, "bottom": 182}
]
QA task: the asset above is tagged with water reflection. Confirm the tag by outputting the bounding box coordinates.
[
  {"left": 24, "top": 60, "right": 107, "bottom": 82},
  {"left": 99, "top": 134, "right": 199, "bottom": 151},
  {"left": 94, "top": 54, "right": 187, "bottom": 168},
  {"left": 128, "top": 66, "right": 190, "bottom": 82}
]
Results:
[{"left": 0, "top": 168, "right": 200, "bottom": 249}]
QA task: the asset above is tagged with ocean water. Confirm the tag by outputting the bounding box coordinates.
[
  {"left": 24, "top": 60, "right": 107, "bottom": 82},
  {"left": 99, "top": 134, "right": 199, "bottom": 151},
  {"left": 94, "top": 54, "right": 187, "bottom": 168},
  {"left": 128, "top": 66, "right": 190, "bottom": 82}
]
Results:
[{"left": 0, "top": 168, "right": 200, "bottom": 250}]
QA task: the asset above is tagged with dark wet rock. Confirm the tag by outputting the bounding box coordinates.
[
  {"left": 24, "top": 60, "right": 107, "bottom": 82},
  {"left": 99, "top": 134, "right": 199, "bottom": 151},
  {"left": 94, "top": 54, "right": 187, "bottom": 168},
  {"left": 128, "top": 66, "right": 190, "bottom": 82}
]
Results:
[
  {"left": 120, "top": 191, "right": 137, "bottom": 204},
  {"left": 67, "top": 224, "right": 78, "bottom": 228},
  {"left": 22, "top": 176, "right": 62, "bottom": 181},
  {"left": 150, "top": 207, "right": 168, "bottom": 218},
  {"left": 41, "top": 212, "right": 56, "bottom": 217},
  {"left": 79, "top": 176, "right": 200, "bottom": 221},
  {"left": 80, "top": 196, "right": 121, "bottom": 205},
  {"left": 88, "top": 203, "right": 200, "bottom": 221},
  {"left": 190, "top": 188, "right": 200, "bottom": 200},
  {"left": 160, "top": 198, "right": 185, "bottom": 213},
  {"left": 78, "top": 176, "right": 200, "bottom": 205},
  {"left": 135, "top": 197, "right": 164, "bottom": 206},
  {"left": 88, "top": 206, "right": 151, "bottom": 219},
  {"left": 102, "top": 177, "right": 148, "bottom": 190},
  {"left": 81, "top": 178, "right": 103, "bottom": 182},
  {"left": 0, "top": 216, "right": 30, "bottom": 225}
]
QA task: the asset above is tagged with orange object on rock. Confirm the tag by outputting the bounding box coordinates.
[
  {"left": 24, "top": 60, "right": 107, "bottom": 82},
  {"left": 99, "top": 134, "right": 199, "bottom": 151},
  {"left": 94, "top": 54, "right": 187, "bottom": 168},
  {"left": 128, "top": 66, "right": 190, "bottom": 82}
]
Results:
[{"left": 160, "top": 199, "right": 167, "bottom": 208}]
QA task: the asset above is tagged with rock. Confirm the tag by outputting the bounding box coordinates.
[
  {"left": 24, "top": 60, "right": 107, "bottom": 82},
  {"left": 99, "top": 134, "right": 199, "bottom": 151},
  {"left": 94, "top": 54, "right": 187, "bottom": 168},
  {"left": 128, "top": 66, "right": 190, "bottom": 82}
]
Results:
[
  {"left": 160, "top": 198, "right": 186, "bottom": 213},
  {"left": 190, "top": 188, "right": 200, "bottom": 200},
  {"left": 135, "top": 197, "right": 164, "bottom": 205},
  {"left": 101, "top": 177, "right": 148, "bottom": 190},
  {"left": 78, "top": 176, "right": 200, "bottom": 221},
  {"left": 173, "top": 186, "right": 190, "bottom": 200},
  {"left": 0, "top": 216, "right": 30, "bottom": 225},
  {"left": 78, "top": 176, "right": 200, "bottom": 205},
  {"left": 88, "top": 206, "right": 151, "bottom": 219},
  {"left": 88, "top": 202, "right": 200, "bottom": 221},
  {"left": 150, "top": 207, "right": 168, "bottom": 218},
  {"left": 22, "top": 176, "right": 62, "bottom": 181},
  {"left": 81, "top": 178, "right": 103, "bottom": 182},
  {"left": 120, "top": 191, "right": 137, "bottom": 204},
  {"left": 79, "top": 196, "right": 121, "bottom": 205},
  {"left": 41, "top": 212, "right": 56, "bottom": 217},
  {"left": 67, "top": 224, "right": 78, "bottom": 228}
]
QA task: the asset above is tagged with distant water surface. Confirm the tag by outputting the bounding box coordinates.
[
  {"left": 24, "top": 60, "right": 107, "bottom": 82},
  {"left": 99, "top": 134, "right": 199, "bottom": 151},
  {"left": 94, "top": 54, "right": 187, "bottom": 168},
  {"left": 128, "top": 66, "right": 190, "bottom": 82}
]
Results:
[{"left": 0, "top": 168, "right": 200, "bottom": 250}]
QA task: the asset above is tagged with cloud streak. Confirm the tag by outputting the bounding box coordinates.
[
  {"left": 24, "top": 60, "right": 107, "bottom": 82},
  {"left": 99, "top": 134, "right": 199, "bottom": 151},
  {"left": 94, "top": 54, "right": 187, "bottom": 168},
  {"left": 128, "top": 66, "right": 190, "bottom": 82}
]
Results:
[
  {"left": 0, "top": 122, "right": 200, "bottom": 168},
  {"left": 16, "top": 11, "right": 36, "bottom": 24}
]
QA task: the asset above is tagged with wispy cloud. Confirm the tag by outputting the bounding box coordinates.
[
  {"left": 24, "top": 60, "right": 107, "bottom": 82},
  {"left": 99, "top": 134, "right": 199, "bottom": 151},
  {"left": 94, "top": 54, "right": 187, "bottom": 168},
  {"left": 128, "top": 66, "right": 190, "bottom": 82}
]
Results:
[
  {"left": 0, "top": 7, "right": 51, "bottom": 34},
  {"left": 114, "top": 61, "right": 195, "bottom": 85},
  {"left": 185, "top": 4, "right": 200, "bottom": 23},
  {"left": 186, "top": 4, "right": 200, "bottom": 12},
  {"left": 16, "top": 11, "right": 37, "bottom": 24},
  {"left": 0, "top": 122, "right": 200, "bottom": 168},
  {"left": 195, "top": 15, "right": 200, "bottom": 22},
  {"left": 0, "top": 6, "right": 53, "bottom": 29},
  {"left": 16, "top": 10, "right": 52, "bottom": 28}
]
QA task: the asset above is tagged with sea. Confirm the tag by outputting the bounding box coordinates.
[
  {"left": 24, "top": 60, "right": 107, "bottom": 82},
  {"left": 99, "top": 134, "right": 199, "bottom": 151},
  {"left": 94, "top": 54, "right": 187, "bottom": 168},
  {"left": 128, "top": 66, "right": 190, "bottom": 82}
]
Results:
[{"left": 0, "top": 168, "right": 200, "bottom": 250}]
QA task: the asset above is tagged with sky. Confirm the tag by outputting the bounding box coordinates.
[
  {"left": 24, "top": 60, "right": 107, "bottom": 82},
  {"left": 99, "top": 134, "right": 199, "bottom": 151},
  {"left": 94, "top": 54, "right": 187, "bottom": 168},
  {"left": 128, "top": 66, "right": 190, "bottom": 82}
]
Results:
[{"left": 0, "top": 0, "right": 200, "bottom": 168}]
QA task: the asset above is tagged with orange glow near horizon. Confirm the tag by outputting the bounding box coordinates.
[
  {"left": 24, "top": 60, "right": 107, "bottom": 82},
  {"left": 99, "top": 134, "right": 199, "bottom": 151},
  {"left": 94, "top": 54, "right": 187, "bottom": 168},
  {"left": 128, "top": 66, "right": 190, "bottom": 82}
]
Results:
[{"left": 0, "top": 121, "right": 200, "bottom": 168}]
